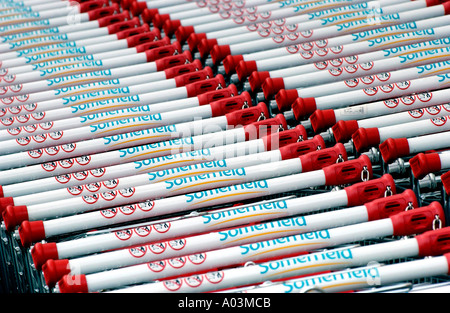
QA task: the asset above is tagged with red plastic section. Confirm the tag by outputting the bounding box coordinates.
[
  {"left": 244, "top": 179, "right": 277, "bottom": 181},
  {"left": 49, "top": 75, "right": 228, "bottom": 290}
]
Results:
[
  {"left": 197, "top": 85, "right": 238, "bottom": 106},
  {"left": 444, "top": 1, "right": 450, "bottom": 14},
  {"left": 262, "top": 78, "right": 285, "bottom": 100},
  {"left": 141, "top": 8, "right": 159, "bottom": 24},
  {"left": 275, "top": 89, "right": 299, "bottom": 112},
  {"left": 130, "top": 1, "right": 147, "bottom": 16},
  {"left": 198, "top": 38, "right": 218, "bottom": 58},
  {"left": 80, "top": 0, "right": 108, "bottom": 14},
  {"left": 226, "top": 103, "right": 268, "bottom": 127},
  {"left": 154, "top": 51, "right": 193, "bottom": 71},
  {"left": 87, "top": 5, "right": 119, "bottom": 20},
  {"left": 223, "top": 55, "right": 244, "bottom": 75},
  {"left": 310, "top": 109, "right": 337, "bottom": 133},
  {"left": 248, "top": 71, "right": 270, "bottom": 92},
  {"left": 323, "top": 155, "right": 372, "bottom": 186},
  {"left": 164, "top": 59, "right": 202, "bottom": 79},
  {"left": 174, "top": 67, "right": 213, "bottom": 88},
  {"left": 3, "top": 205, "right": 28, "bottom": 232},
  {"left": 175, "top": 26, "right": 195, "bottom": 44},
  {"left": 332, "top": 120, "right": 359, "bottom": 143},
  {"left": 234, "top": 60, "right": 256, "bottom": 82},
  {"left": 106, "top": 16, "right": 141, "bottom": 34},
  {"left": 152, "top": 14, "right": 170, "bottom": 29},
  {"left": 440, "top": 170, "right": 450, "bottom": 195},
  {"left": 42, "top": 259, "right": 71, "bottom": 288},
  {"left": 188, "top": 33, "right": 207, "bottom": 51},
  {"left": 58, "top": 274, "right": 89, "bottom": 293},
  {"left": 102, "top": 13, "right": 135, "bottom": 28},
  {"left": 135, "top": 36, "right": 171, "bottom": 53},
  {"left": 416, "top": 227, "right": 450, "bottom": 257},
  {"left": 352, "top": 127, "right": 381, "bottom": 152},
  {"left": 292, "top": 97, "right": 317, "bottom": 120},
  {"left": 145, "top": 41, "right": 181, "bottom": 62},
  {"left": 345, "top": 174, "right": 396, "bottom": 207},
  {"left": 31, "top": 242, "right": 59, "bottom": 270},
  {"left": 0, "top": 186, "right": 3, "bottom": 198},
  {"left": 391, "top": 202, "right": 445, "bottom": 236},
  {"left": 365, "top": 189, "right": 418, "bottom": 221},
  {"left": 210, "top": 45, "right": 231, "bottom": 65},
  {"left": 244, "top": 114, "right": 287, "bottom": 140},
  {"left": 185, "top": 75, "right": 226, "bottom": 97},
  {"left": 0, "top": 197, "right": 14, "bottom": 214},
  {"left": 163, "top": 19, "right": 182, "bottom": 37},
  {"left": 379, "top": 138, "right": 410, "bottom": 163},
  {"left": 262, "top": 125, "right": 308, "bottom": 152},
  {"left": 120, "top": 25, "right": 154, "bottom": 41},
  {"left": 18, "top": 221, "right": 46, "bottom": 248},
  {"left": 210, "top": 92, "right": 253, "bottom": 117},
  {"left": 120, "top": 0, "right": 136, "bottom": 10},
  {"left": 409, "top": 153, "right": 442, "bottom": 179},
  {"left": 278, "top": 135, "right": 326, "bottom": 159},
  {"left": 299, "top": 143, "right": 348, "bottom": 173}
]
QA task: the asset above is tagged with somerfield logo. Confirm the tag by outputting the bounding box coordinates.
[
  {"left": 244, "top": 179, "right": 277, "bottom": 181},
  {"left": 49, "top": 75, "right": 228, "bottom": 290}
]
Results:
[
  {"left": 20, "top": 42, "right": 79, "bottom": 59},
  {"left": 164, "top": 168, "right": 246, "bottom": 190},
  {"left": 8, "top": 33, "right": 68, "bottom": 49},
  {"left": 61, "top": 86, "right": 131, "bottom": 105},
  {"left": 40, "top": 60, "right": 103, "bottom": 77},
  {"left": 220, "top": 216, "right": 307, "bottom": 243},
  {"left": 185, "top": 180, "right": 269, "bottom": 203}
]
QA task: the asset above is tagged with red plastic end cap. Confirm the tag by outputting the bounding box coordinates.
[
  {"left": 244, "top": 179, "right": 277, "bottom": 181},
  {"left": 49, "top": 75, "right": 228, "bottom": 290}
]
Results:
[
  {"left": 210, "top": 45, "right": 231, "bottom": 65},
  {"left": 141, "top": 8, "right": 159, "bottom": 24},
  {"left": 299, "top": 143, "right": 348, "bottom": 173},
  {"left": 263, "top": 125, "right": 307, "bottom": 152},
  {"left": 223, "top": 55, "right": 244, "bottom": 75},
  {"left": 163, "top": 19, "right": 181, "bottom": 37},
  {"left": 210, "top": 92, "right": 253, "bottom": 117},
  {"left": 365, "top": 189, "right": 418, "bottom": 222},
  {"left": 185, "top": 75, "right": 226, "bottom": 97},
  {"left": 248, "top": 71, "right": 270, "bottom": 92},
  {"left": 443, "top": 1, "right": 450, "bottom": 14},
  {"left": 120, "top": 0, "right": 135, "bottom": 9},
  {"left": 58, "top": 274, "right": 88, "bottom": 293},
  {"left": 198, "top": 38, "right": 218, "bottom": 58},
  {"left": 3, "top": 205, "right": 28, "bottom": 232},
  {"left": 379, "top": 138, "right": 410, "bottom": 164},
  {"left": 0, "top": 186, "right": 3, "bottom": 198},
  {"left": 0, "top": 197, "right": 14, "bottom": 214},
  {"left": 275, "top": 89, "right": 299, "bottom": 112},
  {"left": 130, "top": 1, "right": 147, "bottom": 16},
  {"left": 391, "top": 202, "right": 445, "bottom": 237},
  {"left": 345, "top": 174, "right": 396, "bottom": 207},
  {"left": 292, "top": 97, "right": 317, "bottom": 120},
  {"left": 409, "top": 153, "right": 442, "bottom": 179},
  {"left": 244, "top": 113, "right": 287, "bottom": 140},
  {"left": 235, "top": 60, "right": 256, "bottom": 82},
  {"left": 323, "top": 154, "right": 372, "bottom": 187},
  {"left": 197, "top": 84, "right": 238, "bottom": 106},
  {"left": 309, "top": 109, "right": 337, "bottom": 134},
  {"left": 80, "top": 0, "right": 108, "bottom": 14},
  {"left": 42, "top": 259, "right": 71, "bottom": 288},
  {"left": 262, "top": 78, "right": 285, "bottom": 100},
  {"left": 416, "top": 227, "right": 450, "bottom": 257},
  {"left": 441, "top": 171, "right": 450, "bottom": 195},
  {"left": 152, "top": 13, "right": 170, "bottom": 29},
  {"left": 175, "top": 26, "right": 195, "bottom": 44},
  {"left": 18, "top": 221, "right": 45, "bottom": 248},
  {"left": 352, "top": 127, "right": 380, "bottom": 152},
  {"left": 332, "top": 120, "right": 359, "bottom": 143},
  {"left": 31, "top": 242, "right": 59, "bottom": 270},
  {"left": 188, "top": 33, "right": 207, "bottom": 51},
  {"left": 227, "top": 102, "right": 269, "bottom": 127}
]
